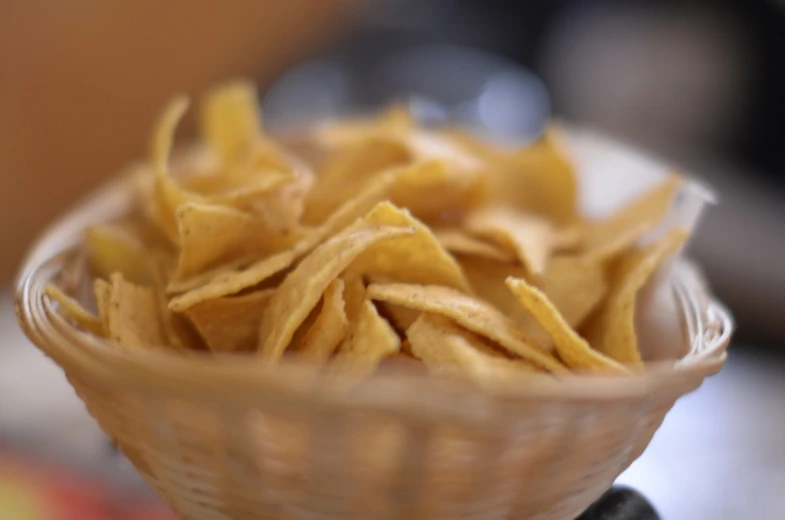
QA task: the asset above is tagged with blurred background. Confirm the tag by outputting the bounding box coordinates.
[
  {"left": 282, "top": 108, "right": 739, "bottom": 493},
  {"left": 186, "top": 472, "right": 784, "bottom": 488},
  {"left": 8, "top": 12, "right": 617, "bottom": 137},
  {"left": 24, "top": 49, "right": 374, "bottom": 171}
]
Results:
[{"left": 1, "top": 0, "right": 784, "bottom": 518}]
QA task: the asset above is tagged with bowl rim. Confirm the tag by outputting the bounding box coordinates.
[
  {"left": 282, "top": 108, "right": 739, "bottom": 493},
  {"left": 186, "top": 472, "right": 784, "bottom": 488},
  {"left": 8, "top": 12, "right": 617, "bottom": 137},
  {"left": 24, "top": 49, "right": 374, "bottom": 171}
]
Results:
[{"left": 13, "top": 127, "right": 734, "bottom": 420}]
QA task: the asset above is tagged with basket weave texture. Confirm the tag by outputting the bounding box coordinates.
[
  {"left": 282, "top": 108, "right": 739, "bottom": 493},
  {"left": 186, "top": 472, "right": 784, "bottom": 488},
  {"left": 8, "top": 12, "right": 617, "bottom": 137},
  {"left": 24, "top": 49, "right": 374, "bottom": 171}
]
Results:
[{"left": 15, "top": 162, "right": 732, "bottom": 520}]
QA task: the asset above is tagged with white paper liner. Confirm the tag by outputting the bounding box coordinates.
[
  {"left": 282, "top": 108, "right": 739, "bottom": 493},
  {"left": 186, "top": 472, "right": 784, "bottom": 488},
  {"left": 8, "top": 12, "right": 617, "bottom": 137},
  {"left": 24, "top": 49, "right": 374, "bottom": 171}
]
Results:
[{"left": 563, "top": 124, "right": 716, "bottom": 364}]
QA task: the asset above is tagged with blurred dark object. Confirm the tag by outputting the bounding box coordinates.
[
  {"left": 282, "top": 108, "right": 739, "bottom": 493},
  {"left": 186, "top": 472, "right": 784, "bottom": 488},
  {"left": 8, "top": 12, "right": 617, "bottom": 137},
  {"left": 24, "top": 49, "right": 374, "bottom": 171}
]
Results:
[{"left": 577, "top": 487, "right": 660, "bottom": 520}]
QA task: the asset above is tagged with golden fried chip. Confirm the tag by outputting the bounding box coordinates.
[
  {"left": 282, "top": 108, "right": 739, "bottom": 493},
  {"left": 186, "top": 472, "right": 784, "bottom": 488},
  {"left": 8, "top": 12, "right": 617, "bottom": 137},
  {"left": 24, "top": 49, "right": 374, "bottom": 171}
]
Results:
[
  {"left": 296, "top": 279, "right": 349, "bottom": 363},
  {"left": 199, "top": 79, "right": 262, "bottom": 170},
  {"left": 329, "top": 299, "right": 401, "bottom": 382},
  {"left": 366, "top": 283, "right": 565, "bottom": 373},
  {"left": 583, "top": 175, "right": 682, "bottom": 262},
  {"left": 491, "top": 126, "right": 578, "bottom": 225},
  {"left": 348, "top": 202, "right": 472, "bottom": 293},
  {"left": 465, "top": 207, "right": 558, "bottom": 276},
  {"left": 150, "top": 96, "right": 204, "bottom": 242},
  {"left": 311, "top": 104, "right": 414, "bottom": 150},
  {"left": 542, "top": 256, "right": 607, "bottom": 328},
  {"left": 44, "top": 285, "right": 103, "bottom": 336},
  {"left": 390, "top": 159, "right": 487, "bottom": 223},
  {"left": 435, "top": 228, "right": 516, "bottom": 263},
  {"left": 505, "top": 277, "right": 628, "bottom": 374},
  {"left": 106, "top": 274, "right": 167, "bottom": 348},
  {"left": 94, "top": 278, "right": 112, "bottom": 334},
  {"left": 258, "top": 226, "right": 415, "bottom": 363},
  {"left": 168, "top": 173, "right": 397, "bottom": 309},
  {"left": 85, "top": 224, "right": 160, "bottom": 286},
  {"left": 171, "top": 203, "right": 290, "bottom": 285},
  {"left": 303, "top": 139, "right": 411, "bottom": 225},
  {"left": 582, "top": 228, "right": 687, "bottom": 365},
  {"left": 184, "top": 289, "right": 274, "bottom": 352},
  {"left": 341, "top": 275, "right": 366, "bottom": 322},
  {"left": 156, "top": 288, "right": 202, "bottom": 350}
]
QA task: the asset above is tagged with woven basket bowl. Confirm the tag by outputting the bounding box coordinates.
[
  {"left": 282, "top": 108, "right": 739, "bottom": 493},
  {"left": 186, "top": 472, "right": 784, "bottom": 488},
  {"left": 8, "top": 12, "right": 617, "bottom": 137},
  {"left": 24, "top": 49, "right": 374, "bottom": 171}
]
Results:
[{"left": 15, "top": 128, "right": 733, "bottom": 520}]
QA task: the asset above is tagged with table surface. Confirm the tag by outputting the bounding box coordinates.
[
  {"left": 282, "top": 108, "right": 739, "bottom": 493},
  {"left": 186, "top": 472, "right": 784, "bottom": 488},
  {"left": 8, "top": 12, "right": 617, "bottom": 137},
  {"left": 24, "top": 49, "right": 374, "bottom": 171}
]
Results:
[{"left": 1, "top": 293, "right": 783, "bottom": 519}]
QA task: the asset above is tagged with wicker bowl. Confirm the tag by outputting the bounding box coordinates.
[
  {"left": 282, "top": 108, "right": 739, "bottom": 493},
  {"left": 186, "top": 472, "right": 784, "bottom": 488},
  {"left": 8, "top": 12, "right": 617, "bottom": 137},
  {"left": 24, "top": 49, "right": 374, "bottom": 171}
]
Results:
[{"left": 15, "top": 127, "right": 733, "bottom": 520}]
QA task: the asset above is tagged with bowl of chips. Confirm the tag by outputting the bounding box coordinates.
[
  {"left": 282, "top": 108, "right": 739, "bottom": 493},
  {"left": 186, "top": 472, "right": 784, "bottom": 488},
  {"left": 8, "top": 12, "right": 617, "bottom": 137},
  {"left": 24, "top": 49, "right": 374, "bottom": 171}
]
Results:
[{"left": 16, "top": 80, "right": 732, "bottom": 520}]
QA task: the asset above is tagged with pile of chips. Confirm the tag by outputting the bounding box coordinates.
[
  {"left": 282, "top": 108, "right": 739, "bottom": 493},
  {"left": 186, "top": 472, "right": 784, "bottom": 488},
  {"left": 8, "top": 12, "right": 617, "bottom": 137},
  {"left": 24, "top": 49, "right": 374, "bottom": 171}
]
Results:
[{"left": 47, "top": 79, "right": 687, "bottom": 387}]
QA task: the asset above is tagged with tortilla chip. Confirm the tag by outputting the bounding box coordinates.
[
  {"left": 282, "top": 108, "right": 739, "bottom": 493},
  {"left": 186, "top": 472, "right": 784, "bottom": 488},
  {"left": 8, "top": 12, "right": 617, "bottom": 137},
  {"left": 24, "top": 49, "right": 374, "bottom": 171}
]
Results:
[
  {"left": 168, "top": 174, "right": 397, "bottom": 309},
  {"left": 172, "top": 203, "right": 266, "bottom": 283},
  {"left": 542, "top": 256, "right": 607, "bottom": 328},
  {"left": 329, "top": 299, "right": 401, "bottom": 382},
  {"left": 465, "top": 208, "right": 558, "bottom": 276},
  {"left": 347, "top": 201, "right": 472, "bottom": 293},
  {"left": 198, "top": 79, "right": 262, "bottom": 171},
  {"left": 106, "top": 274, "right": 167, "bottom": 348},
  {"left": 184, "top": 289, "right": 274, "bottom": 352},
  {"left": 85, "top": 224, "right": 160, "bottom": 286},
  {"left": 505, "top": 277, "right": 628, "bottom": 374},
  {"left": 94, "top": 278, "right": 112, "bottom": 335},
  {"left": 582, "top": 228, "right": 687, "bottom": 365},
  {"left": 296, "top": 279, "right": 349, "bottom": 363},
  {"left": 366, "top": 283, "right": 565, "bottom": 373},
  {"left": 44, "top": 285, "right": 103, "bottom": 336},
  {"left": 435, "top": 228, "right": 516, "bottom": 263},
  {"left": 583, "top": 175, "right": 682, "bottom": 262},
  {"left": 257, "top": 226, "right": 415, "bottom": 363},
  {"left": 491, "top": 126, "right": 578, "bottom": 225},
  {"left": 341, "top": 275, "right": 366, "bottom": 322},
  {"left": 389, "top": 159, "right": 487, "bottom": 223}
]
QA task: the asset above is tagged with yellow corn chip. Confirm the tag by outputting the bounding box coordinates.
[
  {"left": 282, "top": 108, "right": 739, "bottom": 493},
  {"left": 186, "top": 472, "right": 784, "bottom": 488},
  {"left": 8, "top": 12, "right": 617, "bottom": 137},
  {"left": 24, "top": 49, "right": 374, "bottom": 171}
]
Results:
[
  {"left": 199, "top": 79, "right": 262, "bottom": 170},
  {"left": 94, "top": 278, "right": 112, "bottom": 335},
  {"left": 465, "top": 207, "right": 557, "bottom": 276},
  {"left": 258, "top": 226, "right": 415, "bottom": 363},
  {"left": 184, "top": 289, "right": 274, "bottom": 352},
  {"left": 329, "top": 299, "right": 401, "bottom": 382},
  {"left": 150, "top": 96, "right": 205, "bottom": 242},
  {"left": 583, "top": 175, "right": 682, "bottom": 262},
  {"left": 312, "top": 104, "right": 414, "bottom": 150},
  {"left": 44, "top": 285, "right": 103, "bottom": 336},
  {"left": 582, "top": 228, "right": 687, "bottom": 365},
  {"left": 106, "top": 274, "right": 167, "bottom": 348},
  {"left": 171, "top": 203, "right": 290, "bottom": 284},
  {"left": 542, "top": 256, "right": 607, "bottom": 328},
  {"left": 505, "top": 277, "right": 628, "bottom": 374},
  {"left": 435, "top": 228, "right": 516, "bottom": 263},
  {"left": 303, "top": 139, "right": 411, "bottom": 225},
  {"left": 366, "top": 283, "right": 565, "bottom": 373},
  {"left": 296, "top": 279, "right": 349, "bottom": 363},
  {"left": 347, "top": 201, "right": 472, "bottom": 293},
  {"left": 389, "top": 159, "right": 487, "bottom": 223},
  {"left": 168, "top": 173, "right": 396, "bottom": 309},
  {"left": 156, "top": 288, "right": 203, "bottom": 350},
  {"left": 341, "top": 275, "right": 366, "bottom": 322},
  {"left": 491, "top": 126, "right": 578, "bottom": 226},
  {"left": 85, "top": 224, "right": 160, "bottom": 286}
]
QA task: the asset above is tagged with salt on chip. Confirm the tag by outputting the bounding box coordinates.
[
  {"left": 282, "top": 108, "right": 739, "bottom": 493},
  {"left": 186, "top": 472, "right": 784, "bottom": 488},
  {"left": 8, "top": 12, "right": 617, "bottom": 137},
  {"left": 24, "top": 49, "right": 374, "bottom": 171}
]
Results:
[
  {"left": 184, "top": 289, "right": 274, "bottom": 352},
  {"left": 435, "top": 228, "right": 516, "bottom": 263},
  {"left": 583, "top": 175, "right": 682, "bottom": 262},
  {"left": 106, "top": 274, "right": 167, "bottom": 348},
  {"left": 257, "top": 226, "right": 415, "bottom": 363},
  {"left": 465, "top": 207, "right": 558, "bottom": 276},
  {"left": 85, "top": 224, "right": 160, "bottom": 286},
  {"left": 505, "top": 277, "right": 628, "bottom": 374},
  {"left": 168, "top": 173, "right": 397, "bottom": 309},
  {"left": 296, "top": 279, "right": 349, "bottom": 364},
  {"left": 44, "top": 285, "right": 103, "bottom": 336},
  {"left": 329, "top": 299, "right": 401, "bottom": 383},
  {"left": 491, "top": 126, "right": 578, "bottom": 226},
  {"left": 347, "top": 202, "right": 472, "bottom": 293},
  {"left": 366, "top": 283, "right": 566, "bottom": 373},
  {"left": 582, "top": 228, "right": 687, "bottom": 366},
  {"left": 542, "top": 256, "right": 607, "bottom": 328}
]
